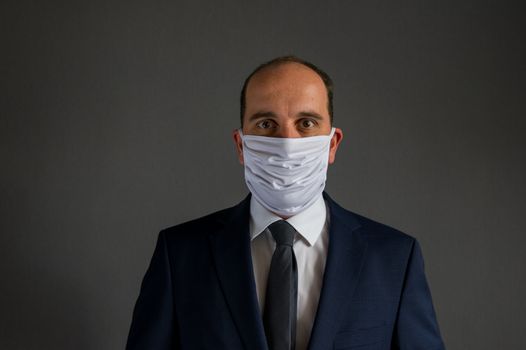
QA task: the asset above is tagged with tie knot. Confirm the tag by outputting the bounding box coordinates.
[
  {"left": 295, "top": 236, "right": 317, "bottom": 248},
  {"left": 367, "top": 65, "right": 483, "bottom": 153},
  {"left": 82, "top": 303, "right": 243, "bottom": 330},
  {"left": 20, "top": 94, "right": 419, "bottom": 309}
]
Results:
[{"left": 268, "top": 220, "right": 296, "bottom": 246}]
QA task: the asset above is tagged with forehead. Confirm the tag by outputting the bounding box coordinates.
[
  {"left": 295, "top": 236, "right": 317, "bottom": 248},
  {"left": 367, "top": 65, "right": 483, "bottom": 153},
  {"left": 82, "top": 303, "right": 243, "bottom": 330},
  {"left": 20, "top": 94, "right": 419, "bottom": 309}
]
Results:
[{"left": 244, "top": 63, "right": 330, "bottom": 124}]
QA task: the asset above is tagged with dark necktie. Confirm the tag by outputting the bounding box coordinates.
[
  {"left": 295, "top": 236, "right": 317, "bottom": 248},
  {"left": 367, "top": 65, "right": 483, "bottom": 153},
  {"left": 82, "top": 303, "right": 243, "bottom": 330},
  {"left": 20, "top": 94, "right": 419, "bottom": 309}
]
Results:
[{"left": 263, "top": 220, "right": 298, "bottom": 350}]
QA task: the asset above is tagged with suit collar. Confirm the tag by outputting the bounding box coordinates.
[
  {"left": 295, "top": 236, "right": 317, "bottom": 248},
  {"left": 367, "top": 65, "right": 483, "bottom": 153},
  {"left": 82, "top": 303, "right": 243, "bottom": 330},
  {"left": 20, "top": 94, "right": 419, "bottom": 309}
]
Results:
[{"left": 307, "top": 192, "right": 367, "bottom": 350}]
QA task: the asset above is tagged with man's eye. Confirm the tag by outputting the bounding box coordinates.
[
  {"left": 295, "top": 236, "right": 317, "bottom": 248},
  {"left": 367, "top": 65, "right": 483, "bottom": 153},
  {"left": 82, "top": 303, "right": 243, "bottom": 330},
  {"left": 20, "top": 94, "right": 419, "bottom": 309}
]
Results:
[
  {"left": 300, "top": 119, "right": 316, "bottom": 128},
  {"left": 256, "top": 120, "right": 274, "bottom": 129}
]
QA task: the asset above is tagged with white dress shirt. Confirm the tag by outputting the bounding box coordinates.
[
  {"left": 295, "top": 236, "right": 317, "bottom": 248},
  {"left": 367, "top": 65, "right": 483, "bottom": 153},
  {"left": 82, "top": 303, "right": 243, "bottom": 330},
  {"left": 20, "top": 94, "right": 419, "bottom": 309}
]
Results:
[{"left": 249, "top": 194, "right": 330, "bottom": 350}]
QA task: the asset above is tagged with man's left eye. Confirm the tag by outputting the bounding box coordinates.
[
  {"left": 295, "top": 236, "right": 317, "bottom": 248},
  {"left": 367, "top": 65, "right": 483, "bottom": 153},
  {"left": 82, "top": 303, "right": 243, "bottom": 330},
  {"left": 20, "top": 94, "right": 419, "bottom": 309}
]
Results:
[{"left": 301, "top": 119, "right": 315, "bottom": 128}]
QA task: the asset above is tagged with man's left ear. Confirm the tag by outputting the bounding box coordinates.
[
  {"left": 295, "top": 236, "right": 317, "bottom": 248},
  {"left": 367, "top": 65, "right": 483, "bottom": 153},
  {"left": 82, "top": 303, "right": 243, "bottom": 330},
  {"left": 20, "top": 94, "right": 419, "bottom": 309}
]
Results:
[{"left": 328, "top": 128, "right": 343, "bottom": 164}]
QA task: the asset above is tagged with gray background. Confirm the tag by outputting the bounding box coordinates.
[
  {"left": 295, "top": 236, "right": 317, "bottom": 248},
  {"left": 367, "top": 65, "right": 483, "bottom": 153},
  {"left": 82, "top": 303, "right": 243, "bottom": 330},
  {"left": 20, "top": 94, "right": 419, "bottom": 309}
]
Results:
[{"left": 1, "top": 0, "right": 525, "bottom": 349}]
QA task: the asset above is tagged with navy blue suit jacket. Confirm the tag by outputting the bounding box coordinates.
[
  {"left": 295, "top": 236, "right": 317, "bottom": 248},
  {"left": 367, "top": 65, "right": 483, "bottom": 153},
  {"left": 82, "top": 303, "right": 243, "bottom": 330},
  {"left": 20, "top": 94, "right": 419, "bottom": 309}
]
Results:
[{"left": 126, "top": 193, "right": 445, "bottom": 349}]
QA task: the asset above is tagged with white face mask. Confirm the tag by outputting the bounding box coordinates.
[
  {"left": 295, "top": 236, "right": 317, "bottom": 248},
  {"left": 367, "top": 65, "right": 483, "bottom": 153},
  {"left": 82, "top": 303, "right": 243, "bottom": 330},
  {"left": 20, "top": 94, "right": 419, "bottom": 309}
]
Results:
[{"left": 239, "top": 128, "right": 335, "bottom": 217}]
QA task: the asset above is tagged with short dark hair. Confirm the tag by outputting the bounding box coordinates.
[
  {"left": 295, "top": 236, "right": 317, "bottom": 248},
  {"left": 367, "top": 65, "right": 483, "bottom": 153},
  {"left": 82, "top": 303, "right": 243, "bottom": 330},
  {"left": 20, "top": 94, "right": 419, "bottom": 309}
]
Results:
[{"left": 240, "top": 55, "right": 334, "bottom": 127}]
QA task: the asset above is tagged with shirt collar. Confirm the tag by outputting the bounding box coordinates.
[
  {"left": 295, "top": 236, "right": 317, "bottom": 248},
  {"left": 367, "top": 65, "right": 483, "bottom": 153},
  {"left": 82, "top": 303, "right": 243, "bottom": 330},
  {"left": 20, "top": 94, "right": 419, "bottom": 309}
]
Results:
[{"left": 249, "top": 194, "right": 327, "bottom": 246}]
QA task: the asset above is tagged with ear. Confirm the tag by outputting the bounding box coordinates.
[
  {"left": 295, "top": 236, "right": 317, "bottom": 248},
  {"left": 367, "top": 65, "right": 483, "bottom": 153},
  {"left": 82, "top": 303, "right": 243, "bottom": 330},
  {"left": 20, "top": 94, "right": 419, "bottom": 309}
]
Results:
[
  {"left": 232, "top": 129, "right": 244, "bottom": 165},
  {"left": 328, "top": 128, "right": 343, "bottom": 164}
]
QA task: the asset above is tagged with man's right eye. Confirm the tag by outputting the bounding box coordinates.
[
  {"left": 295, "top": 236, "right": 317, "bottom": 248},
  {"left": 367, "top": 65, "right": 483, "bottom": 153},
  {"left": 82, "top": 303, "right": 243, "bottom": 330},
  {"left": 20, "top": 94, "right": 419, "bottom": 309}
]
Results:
[{"left": 256, "top": 120, "right": 274, "bottom": 129}]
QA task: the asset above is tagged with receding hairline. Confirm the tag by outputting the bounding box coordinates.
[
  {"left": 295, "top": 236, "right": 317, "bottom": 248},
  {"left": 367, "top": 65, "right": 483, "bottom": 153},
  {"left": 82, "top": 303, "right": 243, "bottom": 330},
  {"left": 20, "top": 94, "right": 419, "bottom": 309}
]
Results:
[{"left": 246, "top": 60, "right": 324, "bottom": 85}]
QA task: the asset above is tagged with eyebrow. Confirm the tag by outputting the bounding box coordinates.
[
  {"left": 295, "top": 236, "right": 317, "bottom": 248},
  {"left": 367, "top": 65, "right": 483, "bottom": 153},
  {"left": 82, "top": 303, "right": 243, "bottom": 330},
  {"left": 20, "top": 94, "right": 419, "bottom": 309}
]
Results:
[
  {"left": 248, "top": 111, "right": 278, "bottom": 122},
  {"left": 297, "top": 111, "right": 324, "bottom": 120},
  {"left": 247, "top": 110, "right": 325, "bottom": 122}
]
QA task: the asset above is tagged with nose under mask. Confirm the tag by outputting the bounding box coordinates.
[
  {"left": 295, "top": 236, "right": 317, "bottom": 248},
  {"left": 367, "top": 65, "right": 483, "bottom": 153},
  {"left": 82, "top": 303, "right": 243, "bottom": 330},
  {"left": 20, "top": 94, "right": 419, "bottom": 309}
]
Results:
[{"left": 239, "top": 128, "right": 335, "bottom": 217}]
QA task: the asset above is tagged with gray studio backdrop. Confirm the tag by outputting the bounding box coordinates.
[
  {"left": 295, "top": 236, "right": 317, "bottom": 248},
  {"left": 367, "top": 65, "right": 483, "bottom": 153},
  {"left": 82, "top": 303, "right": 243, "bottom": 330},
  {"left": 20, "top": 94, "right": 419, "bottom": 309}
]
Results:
[{"left": 1, "top": 0, "right": 525, "bottom": 349}]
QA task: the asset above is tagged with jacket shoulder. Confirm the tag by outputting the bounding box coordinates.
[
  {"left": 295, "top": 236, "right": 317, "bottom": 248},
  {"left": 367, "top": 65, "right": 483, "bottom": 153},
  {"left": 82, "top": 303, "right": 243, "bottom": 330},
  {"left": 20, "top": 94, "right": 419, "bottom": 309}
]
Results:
[
  {"left": 329, "top": 197, "right": 416, "bottom": 248},
  {"left": 161, "top": 205, "right": 235, "bottom": 237},
  {"left": 339, "top": 207, "right": 419, "bottom": 261},
  {"left": 159, "top": 195, "right": 250, "bottom": 241},
  {"left": 353, "top": 211, "right": 414, "bottom": 242}
]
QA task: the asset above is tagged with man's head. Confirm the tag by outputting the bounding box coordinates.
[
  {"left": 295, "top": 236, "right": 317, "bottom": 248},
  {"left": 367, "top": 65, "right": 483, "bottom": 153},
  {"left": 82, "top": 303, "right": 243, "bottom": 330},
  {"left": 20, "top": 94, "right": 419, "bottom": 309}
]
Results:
[
  {"left": 234, "top": 56, "right": 343, "bottom": 164},
  {"left": 239, "top": 56, "right": 334, "bottom": 127}
]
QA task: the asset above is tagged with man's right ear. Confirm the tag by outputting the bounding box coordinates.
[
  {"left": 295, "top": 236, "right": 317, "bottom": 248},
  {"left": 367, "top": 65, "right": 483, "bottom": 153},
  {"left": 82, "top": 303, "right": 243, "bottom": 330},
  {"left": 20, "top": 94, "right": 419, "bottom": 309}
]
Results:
[{"left": 232, "top": 129, "right": 244, "bottom": 165}]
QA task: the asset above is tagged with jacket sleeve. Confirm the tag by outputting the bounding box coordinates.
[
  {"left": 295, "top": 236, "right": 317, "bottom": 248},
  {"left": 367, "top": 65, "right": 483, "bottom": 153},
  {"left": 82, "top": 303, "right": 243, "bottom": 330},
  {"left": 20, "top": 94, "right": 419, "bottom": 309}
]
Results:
[
  {"left": 393, "top": 240, "right": 445, "bottom": 350},
  {"left": 126, "top": 231, "right": 179, "bottom": 350}
]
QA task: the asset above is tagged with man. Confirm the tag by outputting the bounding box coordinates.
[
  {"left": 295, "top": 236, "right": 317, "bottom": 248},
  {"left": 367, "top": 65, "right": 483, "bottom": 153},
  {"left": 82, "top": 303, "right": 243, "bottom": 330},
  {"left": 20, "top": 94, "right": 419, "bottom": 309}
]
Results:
[{"left": 126, "top": 56, "right": 445, "bottom": 350}]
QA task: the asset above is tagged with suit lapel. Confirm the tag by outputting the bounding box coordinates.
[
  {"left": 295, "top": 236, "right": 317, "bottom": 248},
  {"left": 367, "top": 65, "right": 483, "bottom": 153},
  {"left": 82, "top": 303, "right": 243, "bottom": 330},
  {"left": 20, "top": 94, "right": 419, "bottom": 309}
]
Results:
[
  {"left": 308, "top": 193, "right": 368, "bottom": 350},
  {"left": 208, "top": 195, "right": 268, "bottom": 350}
]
